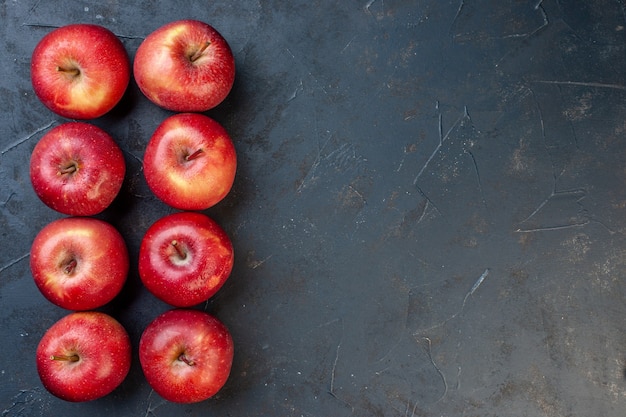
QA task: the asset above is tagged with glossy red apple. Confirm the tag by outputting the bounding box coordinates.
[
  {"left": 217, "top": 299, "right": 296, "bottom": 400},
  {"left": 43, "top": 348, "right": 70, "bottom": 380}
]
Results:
[
  {"left": 143, "top": 113, "right": 236, "bottom": 211},
  {"left": 30, "top": 122, "right": 126, "bottom": 216},
  {"left": 139, "top": 309, "right": 234, "bottom": 403},
  {"left": 31, "top": 24, "right": 130, "bottom": 119},
  {"left": 36, "top": 311, "right": 132, "bottom": 402},
  {"left": 30, "top": 217, "right": 129, "bottom": 311},
  {"left": 139, "top": 212, "right": 234, "bottom": 307},
  {"left": 133, "top": 19, "right": 235, "bottom": 112}
]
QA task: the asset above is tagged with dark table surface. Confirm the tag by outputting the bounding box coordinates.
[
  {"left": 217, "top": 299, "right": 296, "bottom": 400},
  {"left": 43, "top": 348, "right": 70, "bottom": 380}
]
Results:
[{"left": 2, "top": 1, "right": 626, "bottom": 416}]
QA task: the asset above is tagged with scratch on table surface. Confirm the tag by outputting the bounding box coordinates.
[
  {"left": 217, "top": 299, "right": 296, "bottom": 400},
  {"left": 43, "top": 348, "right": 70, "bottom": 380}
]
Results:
[
  {"left": 1, "top": 121, "right": 55, "bottom": 156},
  {"left": 110, "top": 32, "right": 145, "bottom": 40},
  {"left": 514, "top": 172, "right": 590, "bottom": 233},
  {"left": 287, "top": 79, "right": 304, "bottom": 102},
  {"left": 416, "top": 336, "right": 448, "bottom": 403},
  {"left": 492, "top": 3, "right": 550, "bottom": 68},
  {"left": 2, "top": 388, "right": 43, "bottom": 416},
  {"left": 124, "top": 149, "right": 144, "bottom": 165},
  {"left": 461, "top": 105, "right": 486, "bottom": 207},
  {"left": 395, "top": 144, "right": 410, "bottom": 172},
  {"left": 340, "top": 35, "right": 357, "bottom": 54},
  {"left": 519, "top": 174, "right": 585, "bottom": 220},
  {"left": 22, "top": 22, "right": 144, "bottom": 40},
  {"left": 21, "top": 22, "right": 60, "bottom": 29},
  {"left": 457, "top": 0, "right": 547, "bottom": 45},
  {"left": 1, "top": 192, "right": 16, "bottom": 207},
  {"left": 413, "top": 104, "right": 470, "bottom": 185},
  {"left": 249, "top": 254, "right": 274, "bottom": 270},
  {"left": 516, "top": 222, "right": 589, "bottom": 233},
  {"left": 415, "top": 268, "right": 491, "bottom": 333},
  {"left": 502, "top": 1, "right": 548, "bottom": 39},
  {"left": 468, "top": 268, "right": 489, "bottom": 295},
  {"left": 364, "top": 0, "right": 382, "bottom": 15},
  {"left": 449, "top": 0, "right": 465, "bottom": 36},
  {"left": 532, "top": 85, "right": 548, "bottom": 147},
  {"left": 515, "top": 89, "right": 593, "bottom": 233},
  {"left": 0, "top": 252, "right": 30, "bottom": 275},
  {"left": 532, "top": 80, "right": 626, "bottom": 91},
  {"left": 297, "top": 131, "right": 331, "bottom": 193},
  {"left": 514, "top": 174, "right": 614, "bottom": 233},
  {"left": 466, "top": 148, "right": 486, "bottom": 206},
  {"left": 297, "top": 137, "right": 364, "bottom": 193},
  {"left": 407, "top": 269, "right": 489, "bottom": 406},
  {"left": 28, "top": 0, "right": 42, "bottom": 14},
  {"left": 410, "top": 104, "right": 472, "bottom": 219},
  {"left": 143, "top": 389, "right": 166, "bottom": 417},
  {"left": 514, "top": 85, "right": 626, "bottom": 235},
  {"left": 328, "top": 334, "right": 341, "bottom": 398},
  {"left": 285, "top": 47, "right": 329, "bottom": 96},
  {"left": 327, "top": 319, "right": 355, "bottom": 412},
  {"left": 414, "top": 184, "right": 442, "bottom": 221}
]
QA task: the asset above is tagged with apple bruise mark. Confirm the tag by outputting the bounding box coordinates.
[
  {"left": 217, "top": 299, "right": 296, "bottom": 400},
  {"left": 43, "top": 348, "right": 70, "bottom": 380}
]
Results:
[
  {"left": 86, "top": 173, "right": 110, "bottom": 201},
  {"left": 188, "top": 41, "right": 211, "bottom": 63}
]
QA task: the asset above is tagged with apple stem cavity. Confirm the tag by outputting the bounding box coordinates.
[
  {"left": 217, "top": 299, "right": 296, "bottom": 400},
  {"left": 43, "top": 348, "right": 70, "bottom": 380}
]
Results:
[
  {"left": 59, "top": 161, "right": 78, "bottom": 175},
  {"left": 185, "top": 149, "right": 204, "bottom": 161},
  {"left": 63, "top": 259, "right": 78, "bottom": 275},
  {"left": 171, "top": 240, "right": 187, "bottom": 260},
  {"left": 51, "top": 354, "right": 80, "bottom": 362},
  {"left": 178, "top": 353, "right": 195, "bottom": 366},
  {"left": 56, "top": 65, "right": 81, "bottom": 79},
  {"left": 189, "top": 41, "right": 211, "bottom": 62}
]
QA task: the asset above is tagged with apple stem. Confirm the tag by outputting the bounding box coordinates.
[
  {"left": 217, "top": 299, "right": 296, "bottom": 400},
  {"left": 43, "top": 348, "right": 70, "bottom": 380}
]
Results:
[
  {"left": 63, "top": 259, "right": 77, "bottom": 275},
  {"left": 178, "top": 353, "right": 195, "bottom": 366},
  {"left": 171, "top": 240, "right": 187, "bottom": 260},
  {"left": 185, "top": 149, "right": 204, "bottom": 161},
  {"left": 189, "top": 41, "right": 211, "bottom": 62},
  {"left": 51, "top": 354, "right": 80, "bottom": 362}
]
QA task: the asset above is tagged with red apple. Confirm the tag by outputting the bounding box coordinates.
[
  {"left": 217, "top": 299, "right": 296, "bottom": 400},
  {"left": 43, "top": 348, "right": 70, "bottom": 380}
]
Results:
[
  {"left": 139, "top": 212, "right": 234, "bottom": 307},
  {"left": 36, "top": 311, "right": 132, "bottom": 402},
  {"left": 133, "top": 19, "right": 235, "bottom": 112},
  {"left": 30, "top": 217, "right": 129, "bottom": 311},
  {"left": 30, "top": 122, "right": 126, "bottom": 216},
  {"left": 31, "top": 23, "right": 130, "bottom": 119},
  {"left": 143, "top": 113, "right": 236, "bottom": 211},
  {"left": 139, "top": 309, "right": 234, "bottom": 403}
]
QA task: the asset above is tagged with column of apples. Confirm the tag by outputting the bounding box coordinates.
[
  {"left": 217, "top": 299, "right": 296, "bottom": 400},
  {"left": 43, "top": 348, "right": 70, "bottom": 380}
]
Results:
[{"left": 28, "top": 20, "right": 238, "bottom": 404}]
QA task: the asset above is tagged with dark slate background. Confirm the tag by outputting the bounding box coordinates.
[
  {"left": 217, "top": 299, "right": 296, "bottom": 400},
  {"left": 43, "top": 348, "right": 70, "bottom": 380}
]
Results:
[{"left": 2, "top": 1, "right": 626, "bottom": 416}]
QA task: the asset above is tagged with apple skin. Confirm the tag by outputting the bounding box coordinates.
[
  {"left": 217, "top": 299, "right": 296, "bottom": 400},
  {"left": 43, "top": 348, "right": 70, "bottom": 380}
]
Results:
[
  {"left": 139, "top": 212, "right": 234, "bottom": 307},
  {"left": 30, "top": 217, "right": 129, "bottom": 311},
  {"left": 133, "top": 19, "right": 235, "bottom": 112},
  {"left": 36, "top": 311, "right": 132, "bottom": 402},
  {"left": 143, "top": 113, "right": 236, "bottom": 211},
  {"left": 139, "top": 309, "right": 234, "bottom": 403},
  {"left": 31, "top": 24, "right": 130, "bottom": 119},
  {"left": 30, "top": 122, "right": 126, "bottom": 216}
]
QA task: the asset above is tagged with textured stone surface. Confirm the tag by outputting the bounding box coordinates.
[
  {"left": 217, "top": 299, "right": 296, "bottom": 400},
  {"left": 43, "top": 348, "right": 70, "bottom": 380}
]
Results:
[{"left": 2, "top": 1, "right": 626, "bottom": 415}]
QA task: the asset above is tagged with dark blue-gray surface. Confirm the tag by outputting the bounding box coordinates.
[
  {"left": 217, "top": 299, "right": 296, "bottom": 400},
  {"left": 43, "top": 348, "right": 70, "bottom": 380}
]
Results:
[{"left": 2, "top": 1, "right": 626, "bottom": 416}]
